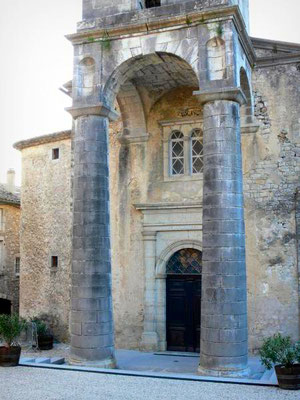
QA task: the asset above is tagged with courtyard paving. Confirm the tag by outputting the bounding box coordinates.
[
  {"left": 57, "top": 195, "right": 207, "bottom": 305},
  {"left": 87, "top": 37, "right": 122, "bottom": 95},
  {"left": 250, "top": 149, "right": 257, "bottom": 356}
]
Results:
[
  {"left": 0, "top": 366, "right": 297, "bottom": 400},
  {"left": 21, "top": 345, "right": 267, "bottom": 380}
]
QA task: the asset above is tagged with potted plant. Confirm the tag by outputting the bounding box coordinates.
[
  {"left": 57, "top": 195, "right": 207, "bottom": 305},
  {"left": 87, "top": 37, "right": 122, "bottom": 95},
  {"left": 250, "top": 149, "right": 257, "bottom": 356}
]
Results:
[
  {"left": 259, "top": 333, "right": 300, "bottom": 390},
  {"left": 0, "top": 314, "right": 27, "bottom": 367},
  {"left": 32, "top": 318, "right": 54, "bottom": 350}
]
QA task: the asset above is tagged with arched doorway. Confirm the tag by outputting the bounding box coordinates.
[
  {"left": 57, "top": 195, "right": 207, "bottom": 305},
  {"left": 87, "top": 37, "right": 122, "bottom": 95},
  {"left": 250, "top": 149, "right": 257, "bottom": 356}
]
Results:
[
  {"left": 0, "top": 299, "right": 11, "bottom": 315},
  {"left": 166, "top": 248, "right": 202, "bottom": 353}
]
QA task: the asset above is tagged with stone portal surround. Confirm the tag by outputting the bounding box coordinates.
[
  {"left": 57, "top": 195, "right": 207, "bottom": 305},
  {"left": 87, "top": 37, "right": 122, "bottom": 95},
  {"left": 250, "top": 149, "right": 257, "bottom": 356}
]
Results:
[{"left": 135, "top": 203, "right": 203, "bottom": 351}]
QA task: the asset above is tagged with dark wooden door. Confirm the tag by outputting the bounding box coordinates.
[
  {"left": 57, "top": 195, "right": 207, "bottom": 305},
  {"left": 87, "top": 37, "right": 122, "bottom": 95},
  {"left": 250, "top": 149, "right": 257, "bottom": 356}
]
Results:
[{"left": 166, "top": 275, "right": 201, "bottom": 352}]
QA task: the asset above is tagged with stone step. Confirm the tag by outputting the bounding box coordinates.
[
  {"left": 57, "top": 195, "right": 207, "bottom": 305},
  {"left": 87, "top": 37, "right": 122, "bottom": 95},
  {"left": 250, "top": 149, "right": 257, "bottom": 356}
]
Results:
[
  {"left": 20, "top": 357, "right": 65, "bottom": 365},
  {"left": 35, "top": 358, "right": 51, "bottom": 364},
  {"left": 50, "top": 357, "right": 65, "bottom": 365}
]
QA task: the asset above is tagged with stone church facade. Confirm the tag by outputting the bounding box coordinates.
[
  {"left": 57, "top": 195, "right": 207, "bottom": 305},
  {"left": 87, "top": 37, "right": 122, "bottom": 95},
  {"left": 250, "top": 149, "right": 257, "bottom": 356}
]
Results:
[{"left": 14, "top": 0, "right": 300, "bottom": 376}]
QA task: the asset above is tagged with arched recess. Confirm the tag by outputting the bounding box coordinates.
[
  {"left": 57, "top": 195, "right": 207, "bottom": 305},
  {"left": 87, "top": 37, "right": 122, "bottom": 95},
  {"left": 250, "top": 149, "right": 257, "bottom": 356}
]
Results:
[
  {"left": 206, "top": 37, "right": 226, "bottom": 81},
  {"left": 240, "top": 67, "right": 253, "bottom": 125},
  {"left": 116, "top": 81, "right": 148, "bottom": 143},
  {"left": 103, "top": 52, "right": 199, "bottom": 109},
  {"left": 77, "top": 57, "right": 96, "bottom": 98}
]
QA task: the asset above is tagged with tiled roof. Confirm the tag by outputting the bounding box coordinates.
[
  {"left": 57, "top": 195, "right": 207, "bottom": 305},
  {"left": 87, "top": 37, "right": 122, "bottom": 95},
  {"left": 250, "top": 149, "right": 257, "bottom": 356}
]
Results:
[{"left": 0, "top": 184, "right": 20, "bottom": 206}]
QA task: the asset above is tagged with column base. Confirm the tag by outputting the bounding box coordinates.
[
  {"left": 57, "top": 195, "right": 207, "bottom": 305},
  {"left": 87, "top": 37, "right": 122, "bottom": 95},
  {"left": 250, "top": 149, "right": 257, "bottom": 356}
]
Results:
[
  {"left": 140, "top": 332, "right": 159, "bottom": 351},
  {"left": 68, "top": 356, "right": 116, "bottom": 369},
  {"left": 198, "top": 365, "right": 250, "bottom": 378}
]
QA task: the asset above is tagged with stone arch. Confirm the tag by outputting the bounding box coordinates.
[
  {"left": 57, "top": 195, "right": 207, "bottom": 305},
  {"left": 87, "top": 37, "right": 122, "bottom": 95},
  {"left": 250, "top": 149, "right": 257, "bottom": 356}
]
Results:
[
  {"left": 103, "top": 52, "right": 199, "bottom": 107},
  {"left": 240, "top": 67, "right": 253, "bottom": 124},
  {"left": 206, "top": 37, "right": 226, "bottom": 81},
  {"left": 116, "top": 81, "right": 147, "bottom": 142},
  {"left": 156, "top": 239, "right": 203, "bottom": 277},
  {"left": 77, "top": 56, "right": 96, "bottom": 98}
]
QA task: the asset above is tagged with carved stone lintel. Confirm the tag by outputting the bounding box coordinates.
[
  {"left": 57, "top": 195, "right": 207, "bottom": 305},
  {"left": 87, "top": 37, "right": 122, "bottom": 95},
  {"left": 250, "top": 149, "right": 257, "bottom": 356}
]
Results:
[
  {"left": 194, "top": 87, "right": 247, "bottom": 106},
  {"left": 66, "top": 103, "right": 120, "bottom": 121}
]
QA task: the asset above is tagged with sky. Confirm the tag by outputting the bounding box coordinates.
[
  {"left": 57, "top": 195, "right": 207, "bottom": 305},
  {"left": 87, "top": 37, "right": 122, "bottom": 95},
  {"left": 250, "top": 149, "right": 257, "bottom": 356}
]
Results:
[{"left": 0, "top": 0, "right": 300, "bottom": 185}]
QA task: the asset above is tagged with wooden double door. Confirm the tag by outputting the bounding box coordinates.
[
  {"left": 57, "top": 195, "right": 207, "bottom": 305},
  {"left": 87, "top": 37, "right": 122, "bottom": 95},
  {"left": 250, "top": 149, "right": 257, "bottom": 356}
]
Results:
[{"left": 166, "top": 274, "right": 201, "bottom": 353}]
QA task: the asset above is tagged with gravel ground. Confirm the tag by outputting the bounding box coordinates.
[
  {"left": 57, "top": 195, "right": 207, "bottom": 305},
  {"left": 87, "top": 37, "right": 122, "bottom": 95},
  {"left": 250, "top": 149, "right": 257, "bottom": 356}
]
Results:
[{"left": 0, "top": 367, "right": 298, "bottom": 400}]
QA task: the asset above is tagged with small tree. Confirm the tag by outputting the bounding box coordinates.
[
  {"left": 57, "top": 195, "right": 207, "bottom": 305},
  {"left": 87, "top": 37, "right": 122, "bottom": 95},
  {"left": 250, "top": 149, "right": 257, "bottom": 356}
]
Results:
[
  {"left": 0, "top": 314, "right": 27, "bottom": 348},
  {"left": 259, "top": 333, "right": 300, "bottom": 370}
]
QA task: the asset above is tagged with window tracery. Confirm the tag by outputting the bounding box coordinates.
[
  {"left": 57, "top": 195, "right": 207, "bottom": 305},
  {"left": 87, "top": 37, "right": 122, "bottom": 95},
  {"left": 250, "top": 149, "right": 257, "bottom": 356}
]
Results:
[
  {"left": 166, "top": 248, "right": 202, "bottom": 275},
  {"left": 170, "top": 131, "right": 185, "bottom": 176},
  {"left": 190, "top": 129, "right": 204, "bottom": 174}
]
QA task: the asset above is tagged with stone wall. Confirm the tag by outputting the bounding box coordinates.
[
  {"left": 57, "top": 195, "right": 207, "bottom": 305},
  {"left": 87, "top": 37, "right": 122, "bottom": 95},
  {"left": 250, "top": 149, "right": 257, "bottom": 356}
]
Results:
[
  {"left": 19, "top": 135, "right": 72, "bottom": 341},
  {"left": 243, "top": 62, "right": 300, "bottom": 351},
  {"left": 0, "top": 204, "right": 20, "bottom": 313}
]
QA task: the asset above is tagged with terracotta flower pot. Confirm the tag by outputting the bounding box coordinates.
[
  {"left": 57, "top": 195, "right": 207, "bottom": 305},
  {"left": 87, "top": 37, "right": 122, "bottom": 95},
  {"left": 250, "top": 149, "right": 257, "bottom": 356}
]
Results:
[
  {"left": 0, "top": 346, "right": 21, "bottom": 367},
  {"left": 38, "top": 334, "right": 53, "bottom": 350},
  {"left": 275, "top": 364, "right": 300, "bottom": 390}
]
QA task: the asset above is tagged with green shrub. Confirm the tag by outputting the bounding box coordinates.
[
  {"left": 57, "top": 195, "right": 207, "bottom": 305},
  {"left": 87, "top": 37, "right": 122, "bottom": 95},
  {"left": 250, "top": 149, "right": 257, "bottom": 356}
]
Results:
[
  {"left": 259, "top": 333, "right": 300, "bottom": 370},
  {"left": 31, "top": 318, "right": 48, "bottom": 336},
  {"left": 0, "top": 314, "right": 27, "bottom": 347}
]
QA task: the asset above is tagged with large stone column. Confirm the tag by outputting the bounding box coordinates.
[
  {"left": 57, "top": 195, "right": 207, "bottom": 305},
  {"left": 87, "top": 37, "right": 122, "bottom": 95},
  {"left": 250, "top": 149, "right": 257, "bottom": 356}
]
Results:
[
  {"left": 141, "top": 231, "right": 159, "bottom": 350},
  {"left": 67, "top": 105, "right": 118, "bottom": 368},
  {"left": 195, "top": 89, "right": 248, "bottom": 376}
]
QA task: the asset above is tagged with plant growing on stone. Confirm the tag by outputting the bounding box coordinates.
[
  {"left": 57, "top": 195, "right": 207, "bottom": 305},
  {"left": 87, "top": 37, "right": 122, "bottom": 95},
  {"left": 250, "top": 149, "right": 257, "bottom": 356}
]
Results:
[
  {"left": 259, "top": 333, "right": 300, "bottom": 370},
  {"left": 215, "top": 23, "right": 223, "bottom": 37},
  {"left": 186, "top": 16, "right": 192, "bottom": 25},
  {"left": 0, "top": 314, "right": 27, "bottom": 348},
  {"left": 87, "top": 32, "right": 111, "bottom": 50}
]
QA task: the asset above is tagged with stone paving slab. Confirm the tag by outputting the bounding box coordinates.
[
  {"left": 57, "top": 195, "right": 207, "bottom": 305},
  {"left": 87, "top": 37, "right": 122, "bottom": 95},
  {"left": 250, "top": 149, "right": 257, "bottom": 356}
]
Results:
[{"left": 0, "top": 367, "right": 295, "bottom": 400}]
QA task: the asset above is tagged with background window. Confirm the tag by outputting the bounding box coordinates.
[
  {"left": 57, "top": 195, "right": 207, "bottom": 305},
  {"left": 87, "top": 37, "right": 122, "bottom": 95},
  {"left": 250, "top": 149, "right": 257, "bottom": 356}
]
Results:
[
  {"left": 145, "top": 0, "right": 161, "bottom": 8},
  {"left": 51, "top": 256, "right": 58, "bottom": 268},
  {"left": 190, "top": 130, "right": 204, "bottom": 174},
  {"left": 170, "top": 131, "right": 184, "bottom": 176},
  {"left": 0, "top": 209, "right": 3, "bottom": 230},
  {"left": 52, "top": 148, "right": 59, "bottom": 160},
  {"left": 0, "top": 241, "right": 4, "bottom": 273},
  {"left": 15, "top": 257, "right": 20, "bottom": 277}
]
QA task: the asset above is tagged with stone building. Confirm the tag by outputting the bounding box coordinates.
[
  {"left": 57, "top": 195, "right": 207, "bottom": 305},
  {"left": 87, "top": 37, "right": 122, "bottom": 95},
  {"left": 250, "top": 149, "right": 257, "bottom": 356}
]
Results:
[
  {"left": 0, "top": 170, "right": 20, "bottom": 315},
  {"left": 14, "top": 0, "right": 300, "bottom": 376}
]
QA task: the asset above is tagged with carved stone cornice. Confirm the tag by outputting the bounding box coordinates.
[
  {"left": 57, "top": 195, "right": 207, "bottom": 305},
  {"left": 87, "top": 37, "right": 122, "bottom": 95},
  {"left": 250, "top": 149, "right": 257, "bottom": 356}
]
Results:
[
  {"left": 66, "top": 104, "right": 120, "bottom": 121},
  {"left": 66, "top": 5, "right": 255, "bottom": 66},
  {"left": 194, "top": 87, "right": 246, "bottom": 106}
]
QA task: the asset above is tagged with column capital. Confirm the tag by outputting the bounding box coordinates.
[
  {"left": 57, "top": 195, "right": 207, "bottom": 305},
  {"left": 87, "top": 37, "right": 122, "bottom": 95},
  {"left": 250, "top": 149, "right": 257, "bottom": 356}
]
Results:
[
  {"left": 66, "top": 103, "right": 120, "bottom": 121},
  {"left": 194, "top": 87, "right": 246, "bottom": 106},
  {"left": 142, "top": 231, "right": 157, "bottom": 241}
]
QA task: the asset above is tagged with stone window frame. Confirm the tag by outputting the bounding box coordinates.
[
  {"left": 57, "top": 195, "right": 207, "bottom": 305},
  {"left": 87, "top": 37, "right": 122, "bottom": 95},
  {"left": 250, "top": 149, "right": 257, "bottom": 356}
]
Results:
[{"left": 160, "top": 118, "right": 204, "bottom": 182}]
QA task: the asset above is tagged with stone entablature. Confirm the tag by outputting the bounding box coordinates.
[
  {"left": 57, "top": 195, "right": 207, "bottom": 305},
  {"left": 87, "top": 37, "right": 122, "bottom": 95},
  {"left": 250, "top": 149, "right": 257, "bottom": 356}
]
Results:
[{"left": 80, "top": 0, "right": 249, "bottom": 32}]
